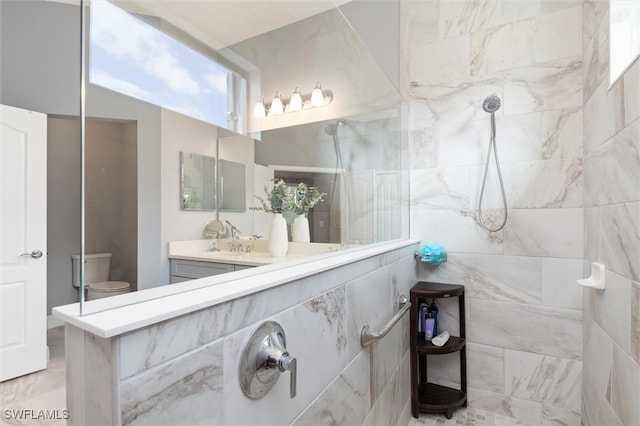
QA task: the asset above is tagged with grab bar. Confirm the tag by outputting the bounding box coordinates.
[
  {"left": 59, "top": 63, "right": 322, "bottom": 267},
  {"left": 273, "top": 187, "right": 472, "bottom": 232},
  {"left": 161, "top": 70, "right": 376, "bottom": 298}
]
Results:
[{"left": 360, "top": 295, "right": 411, "bottom": 347}]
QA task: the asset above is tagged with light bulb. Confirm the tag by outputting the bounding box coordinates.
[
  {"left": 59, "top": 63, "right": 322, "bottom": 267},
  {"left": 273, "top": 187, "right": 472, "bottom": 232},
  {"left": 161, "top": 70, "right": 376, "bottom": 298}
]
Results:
[
  {"left": 253, "top": 98, "right": 266, "bottom": 117},
  {"left": 269, "top": 92, "right": 284, "bottom": 116},
  {"left": 289, "top": 87, "right": 303, "bottom": 111},
  {"left": 311, "top": 82, "right": 324, "bottom": 107}
]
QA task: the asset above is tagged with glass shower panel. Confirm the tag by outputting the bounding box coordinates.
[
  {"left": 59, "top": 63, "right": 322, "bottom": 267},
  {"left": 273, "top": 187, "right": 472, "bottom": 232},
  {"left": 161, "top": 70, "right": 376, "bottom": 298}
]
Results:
[{"left": 82, "top": 0, "right": 408, "bottom": 314}]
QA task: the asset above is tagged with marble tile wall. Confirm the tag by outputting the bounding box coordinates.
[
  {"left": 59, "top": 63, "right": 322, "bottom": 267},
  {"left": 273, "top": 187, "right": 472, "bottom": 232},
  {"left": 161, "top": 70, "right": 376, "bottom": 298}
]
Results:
[
  {"left": 65, "top": 244, "right": 418, "bottom": 425},
  {"left": 581, "top": 1, "right": 640, "bottom": 425},
  {"left": 402, "top": 0, "right": 586, "bottom": 423}
]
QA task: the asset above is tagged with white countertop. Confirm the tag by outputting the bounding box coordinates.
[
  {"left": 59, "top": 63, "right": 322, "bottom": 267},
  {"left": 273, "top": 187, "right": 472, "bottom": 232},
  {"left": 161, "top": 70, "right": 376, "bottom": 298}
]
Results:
[
  {"left": 168, "top": 239, "right": 344, "bottom": 267},
  {"left": 52, "top": 239, "right": 418, "bottom": 338}
]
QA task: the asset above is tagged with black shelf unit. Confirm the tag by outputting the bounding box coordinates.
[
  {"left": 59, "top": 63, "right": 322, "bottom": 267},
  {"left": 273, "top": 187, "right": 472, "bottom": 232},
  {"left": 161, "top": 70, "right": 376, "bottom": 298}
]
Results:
[{"left": 410, "top": 282, "right": 466, "bottom": 419}]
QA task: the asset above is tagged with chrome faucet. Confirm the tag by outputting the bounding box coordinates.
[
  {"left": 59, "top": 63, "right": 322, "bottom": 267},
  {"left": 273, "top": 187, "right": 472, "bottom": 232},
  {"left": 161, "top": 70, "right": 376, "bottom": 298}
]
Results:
[
  {"left": 230, "top": 237, "right": 240, "bottom": 252},
  {"left": 225, "top": 220, "right": 242, "bottom": 238}
]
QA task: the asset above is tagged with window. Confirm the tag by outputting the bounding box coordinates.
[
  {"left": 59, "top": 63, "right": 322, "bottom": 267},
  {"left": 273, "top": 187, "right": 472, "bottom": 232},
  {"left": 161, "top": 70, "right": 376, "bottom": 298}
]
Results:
[
  {"left": 89, "top": 0, "right": 245, "bottom": 130},
  {"left": 610, "top": 0, "right": 640, "bottom": 85}
]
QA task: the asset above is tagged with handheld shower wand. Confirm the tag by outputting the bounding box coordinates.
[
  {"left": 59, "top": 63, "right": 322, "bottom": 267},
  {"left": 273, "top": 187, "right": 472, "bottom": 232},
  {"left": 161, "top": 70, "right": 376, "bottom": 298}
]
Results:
[{"left": 478, "top": 95, "right": 508, "bottom": 232}]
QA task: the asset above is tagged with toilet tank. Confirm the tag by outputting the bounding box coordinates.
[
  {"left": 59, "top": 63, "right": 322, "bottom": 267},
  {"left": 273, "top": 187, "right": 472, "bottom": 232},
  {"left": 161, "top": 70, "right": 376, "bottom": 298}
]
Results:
[{"left": 71, "top": 253, "right": 112, "bottom": 287}]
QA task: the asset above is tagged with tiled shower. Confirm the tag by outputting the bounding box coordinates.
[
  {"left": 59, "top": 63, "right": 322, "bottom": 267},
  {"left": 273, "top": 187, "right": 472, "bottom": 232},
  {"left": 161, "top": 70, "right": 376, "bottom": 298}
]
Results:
[{"left": 403, "top": 0, "right": 638, "bottom": 425}]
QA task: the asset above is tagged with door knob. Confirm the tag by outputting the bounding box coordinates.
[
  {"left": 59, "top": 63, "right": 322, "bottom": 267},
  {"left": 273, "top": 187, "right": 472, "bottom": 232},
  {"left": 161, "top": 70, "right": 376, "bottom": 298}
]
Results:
[
  {"left": 20, "top": 250, "right": 43, "bottom": 259},
  {"left": 239, "top": 320, "right": 297, "bottom": 399}
]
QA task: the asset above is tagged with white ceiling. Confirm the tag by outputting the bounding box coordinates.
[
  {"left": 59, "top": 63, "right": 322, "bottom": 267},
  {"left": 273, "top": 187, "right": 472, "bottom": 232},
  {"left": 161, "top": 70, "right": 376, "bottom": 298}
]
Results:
[{"left": 114, "top": 0, "right": 350, "bottom": 50}]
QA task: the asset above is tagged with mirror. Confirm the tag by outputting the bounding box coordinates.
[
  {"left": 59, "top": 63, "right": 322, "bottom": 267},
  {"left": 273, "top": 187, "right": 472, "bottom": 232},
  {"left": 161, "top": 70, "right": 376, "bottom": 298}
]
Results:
[
  {"left": 180, "top": 152, "right": 216, "bottom": 210},
  {"left": 218, "top": 159, "right": 246, "bottom": 212},
  {"left": 76, "top": 0, "right": 408, "bottom": 313}
]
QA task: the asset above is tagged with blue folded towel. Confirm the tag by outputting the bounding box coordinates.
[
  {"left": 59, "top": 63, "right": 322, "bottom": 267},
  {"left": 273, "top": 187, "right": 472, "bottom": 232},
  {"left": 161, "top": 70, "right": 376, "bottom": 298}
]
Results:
[{"left": 420, "top": 243, "right": 447, "bottom": 265}]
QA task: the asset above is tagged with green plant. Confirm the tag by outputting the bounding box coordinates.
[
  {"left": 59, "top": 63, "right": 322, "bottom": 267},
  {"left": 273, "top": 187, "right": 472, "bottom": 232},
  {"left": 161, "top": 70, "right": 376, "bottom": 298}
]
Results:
[
  {"left": 251, "top": 178, "right": 293, "bottom": 214},
  {"left": 251, "top": 179, "right": 325, "bottom": 215},
  {"left": 291, "top": 182, "right": 325, "bottom": 215}
]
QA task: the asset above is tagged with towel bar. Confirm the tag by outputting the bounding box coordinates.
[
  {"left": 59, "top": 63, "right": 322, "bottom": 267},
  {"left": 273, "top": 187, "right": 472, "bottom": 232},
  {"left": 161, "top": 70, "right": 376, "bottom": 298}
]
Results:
[{"left": 361, "top": 295, "right": 411, "bottom": 347}]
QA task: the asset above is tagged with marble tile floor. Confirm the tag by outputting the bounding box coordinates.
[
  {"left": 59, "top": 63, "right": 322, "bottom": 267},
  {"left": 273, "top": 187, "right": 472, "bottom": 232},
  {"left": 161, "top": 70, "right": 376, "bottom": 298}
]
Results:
[
  {"left": 408, "top": 409, "right": 542, "bottom": 426},
  {"left": 0, "top": 327, "right": 66, "bottom": 426}
]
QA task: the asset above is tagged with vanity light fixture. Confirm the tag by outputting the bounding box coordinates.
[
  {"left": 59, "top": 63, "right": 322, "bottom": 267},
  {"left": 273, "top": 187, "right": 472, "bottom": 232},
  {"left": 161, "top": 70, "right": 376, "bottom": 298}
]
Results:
[
  {"left": 268, "top": 91, "right": 284, "bottom": 116},
  {"left": 253, "top": 97, "right": 266, "bottom": 117},
  {"left": 288, "top": 87, "right": 303, "bottom": 112},
  {"left": 253, "top": 82, "right": 332, "bottom": 118},
  {"left": 310, "top": 82, "right": 324, "bottom": 107}
]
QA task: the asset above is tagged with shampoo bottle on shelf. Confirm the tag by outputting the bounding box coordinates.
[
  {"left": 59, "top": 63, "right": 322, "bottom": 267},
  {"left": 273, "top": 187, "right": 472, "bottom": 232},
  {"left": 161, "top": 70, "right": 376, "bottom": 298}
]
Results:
[{"left": 427, "top": 299, "right": 439, "bottom": 337}]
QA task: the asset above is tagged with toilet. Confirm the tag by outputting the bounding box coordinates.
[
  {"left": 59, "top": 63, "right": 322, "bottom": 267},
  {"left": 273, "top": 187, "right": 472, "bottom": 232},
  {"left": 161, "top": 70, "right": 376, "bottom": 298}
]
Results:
[{"left": 71, "top": 253, "right": 131, "bottom": 300}]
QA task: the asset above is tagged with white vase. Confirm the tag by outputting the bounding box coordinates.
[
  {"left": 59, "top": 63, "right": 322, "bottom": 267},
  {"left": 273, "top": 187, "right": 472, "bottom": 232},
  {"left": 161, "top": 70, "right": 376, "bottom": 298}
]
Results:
[
  {"left": 291, "top": 214, "right": 310, "bottom": 243},
  {"left": 268, "top": 213, "right": 289, "bottom": 257}
]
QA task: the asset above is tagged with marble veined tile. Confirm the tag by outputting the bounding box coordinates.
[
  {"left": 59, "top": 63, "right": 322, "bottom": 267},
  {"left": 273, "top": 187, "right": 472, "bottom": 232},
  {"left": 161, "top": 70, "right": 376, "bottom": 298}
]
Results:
[
  {"left": 410, "top": 167, "right": 470, "bottom": 210},
  {"left": 439, "top": 113, "right": 542, "bottom": 167},
  {"left": 541, "top": 107, "right": 583, "bottom": 160},
  {"left": 410, "top": 125, "right": 438, "bottom": 169},
  {"left": 586, "top": 269, "right": 632, "bottom": 353},
  {"left": 470, "top": 6, "right": 581, "bottom": 76},
  {"left": 582, "top": 2, "right": 609, "bottom": 102},
  {"left": 540, "top": 0, "right": 583, "bottom": 14},
  {"left": 541, "top": 257, "right": 583, "bottom": 310},
  {"left": 622, "top": 60, "right": 639, "bottom": 125},
  {"left": 471, "top": 18, "right": 535, "bottom": 76},
  {"left": 467, "top": 342, "right": 504, "bottom": 393},
  {"left": 467, "top": 387, "right": 543, "bottom": 424},
  {"left": 599, "top": 202, "right": 640, "bottom": 282},
  {"left": 408, "top": 77, "right": 505, "bottom": 125},
  {"left": 439, "top": 253, "right": 542, "bottom": 304},
  {"left": 584, "top": 79, "right": 617, "bottom": 156},
  {"left": 611, "top": 343, "right": 640, "bottom": 426},
  {"left": 410, "top": 35, "right": 470, "bottom": 85},
  {"left": 532, "top": 6, "right": 582, "bottom": 65},
  {"left": 223, "top": 286, "right": 348, "bottom": 426},
  {"left": 407, "top": 0, "right": 439, "bottom": 46},
  {"left": 346, "top": 264, "right": 395, "bottom": 361},
  {"left": 363, "top": 352, "right": 410, "bottom": 426},
  {"left": 507, "top": 158, "right": 583, "bottom": 209},
  {"left": 120, "top": 340, "right": 223, "bottom": 426},
  {"left": 582, "top": 317, "right": 613, "bottom": 423},
  {"left": 371, "top": 319, "right": 405, "bottom": 404},
  {"left": 503, "top": 57, "right": 583, "bottom": 116},
  {"left": 119, "top": 256, "right": 376, "bottom": 379},
  {"left": 632, "top": 281, "right": 640, "bottom": 364},
  {"left": 439, "top": 0, "right": 540, "bottom": 40},
  {"left": 541, "top": 404, "right": 582, "bottom": 426},
  {"left": 291, "top": 351, "right": 369, "bottom": 426},
  {"left": 120, "top": 340, "right": 223, "bottom": 425},
  {"left": 611, "top": 120, "right": 640, "bottom": 204},
  {"left": 503, "top": 208, "right": 583, "bottom": 258},
  {"left": 504, "top": 349, "right": 582, "bottom": 411},
  {"left": 411, "top": 209, "right": 504, "bottom": 255},
  {"left": 467, "top": 299, "right": 582, "bottom": 360}
]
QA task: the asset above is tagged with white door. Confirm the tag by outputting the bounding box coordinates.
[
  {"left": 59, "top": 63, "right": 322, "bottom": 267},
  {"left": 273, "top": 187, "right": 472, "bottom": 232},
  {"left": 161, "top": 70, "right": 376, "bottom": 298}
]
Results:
[{"left": 0, "top": 104, "right": 47, "bottom": 382}]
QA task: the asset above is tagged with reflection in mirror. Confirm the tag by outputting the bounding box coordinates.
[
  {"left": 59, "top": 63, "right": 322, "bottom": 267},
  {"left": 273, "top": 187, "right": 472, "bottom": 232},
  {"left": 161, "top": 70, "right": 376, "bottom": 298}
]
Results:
[
  {"left": 79, "top": 0, "right": 409, "bottom": 314},
  {"left": 218, "top": 159, "right": 246, "bottom": 212},
  {"left": 610, "top": 0, "right": 640, "bottom": 85},
  {"left": 180, "top": 152, "right": 216, "bottom": 210}
]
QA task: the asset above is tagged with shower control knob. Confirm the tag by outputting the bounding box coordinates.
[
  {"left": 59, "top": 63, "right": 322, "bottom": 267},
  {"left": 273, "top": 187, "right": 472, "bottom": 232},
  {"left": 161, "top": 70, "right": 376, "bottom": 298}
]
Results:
[{"left": 239, "top": 321, "right": 297, "bottom": 399}]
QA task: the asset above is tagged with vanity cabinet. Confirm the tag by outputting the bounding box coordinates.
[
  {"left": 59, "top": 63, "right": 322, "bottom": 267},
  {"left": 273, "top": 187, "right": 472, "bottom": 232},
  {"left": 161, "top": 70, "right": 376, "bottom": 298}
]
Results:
[
  {"left": 410, "top": 281, "right": 466, "bottom": 419},
  {"left": 170, "top": 259, "right": 252, "bottom": 283}
]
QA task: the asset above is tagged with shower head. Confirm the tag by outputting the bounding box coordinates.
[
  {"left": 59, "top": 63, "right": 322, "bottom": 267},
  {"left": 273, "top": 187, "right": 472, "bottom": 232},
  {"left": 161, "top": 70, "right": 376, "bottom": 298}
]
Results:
[
  {"left": 482, "top": 95, "right": 501, "bottom": 113},
  {"left": 324, "top": 120, "right": 346, "bottom": 136}
]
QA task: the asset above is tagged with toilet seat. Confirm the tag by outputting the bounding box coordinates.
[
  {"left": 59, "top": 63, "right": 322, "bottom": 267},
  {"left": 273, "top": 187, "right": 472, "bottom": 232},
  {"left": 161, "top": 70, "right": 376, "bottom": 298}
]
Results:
[{"left": 89, "top": 281, "right": 130, "bottom": 293}]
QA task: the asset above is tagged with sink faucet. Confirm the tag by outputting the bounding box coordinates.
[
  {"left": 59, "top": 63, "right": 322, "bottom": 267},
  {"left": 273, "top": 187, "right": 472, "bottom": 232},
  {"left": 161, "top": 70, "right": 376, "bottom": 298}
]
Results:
[{"left": 225, "top": 220, "right": 242, "bottom": 238}]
